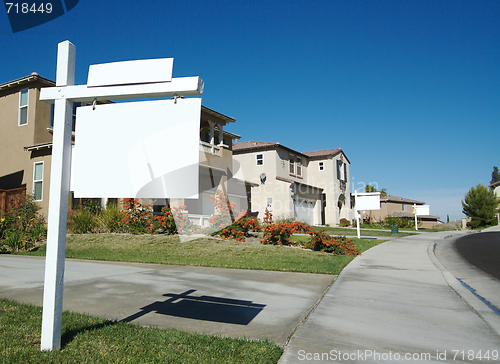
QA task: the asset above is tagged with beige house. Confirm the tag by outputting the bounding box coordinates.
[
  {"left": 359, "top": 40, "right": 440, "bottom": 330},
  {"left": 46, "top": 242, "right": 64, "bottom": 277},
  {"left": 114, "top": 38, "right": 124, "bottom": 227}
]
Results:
[
  {"left": 0, "top": 73, "right": 55, "bottom": 217},
  {"left": 359, "top": 194, "right": 440, "bottom": 229},
  {"left": 232, "top": 141, "right": 352, "bottom": 226},
  {"left": 0, "top": 73, "right": 245, "bottom": 226}
]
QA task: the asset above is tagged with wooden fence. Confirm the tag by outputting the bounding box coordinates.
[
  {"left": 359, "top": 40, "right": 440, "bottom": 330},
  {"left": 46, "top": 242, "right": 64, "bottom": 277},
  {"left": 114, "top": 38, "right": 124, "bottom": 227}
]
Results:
[{"left": 0, "top": 187, "right": 26, "bottom": 217}]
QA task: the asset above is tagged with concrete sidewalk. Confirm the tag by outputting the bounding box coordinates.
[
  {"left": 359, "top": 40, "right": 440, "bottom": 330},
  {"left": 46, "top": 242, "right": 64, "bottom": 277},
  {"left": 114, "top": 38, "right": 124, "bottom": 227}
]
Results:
[
  {"left": 279, "top": 231, "right": 500, "bottom": 363},
  {"left": 0, "top": 256, "right": 334, "bottom": 345}
]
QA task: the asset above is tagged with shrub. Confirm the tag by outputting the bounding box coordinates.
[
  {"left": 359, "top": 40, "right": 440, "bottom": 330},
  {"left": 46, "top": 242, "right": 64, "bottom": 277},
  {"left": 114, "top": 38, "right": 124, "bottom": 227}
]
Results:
[
  {"left": 208, "top": 190, "right": 246, "bottom": 231},
  {"left": 119, "top": 199, "right": 194, "bottom": 235},
  {"left": 119, "top": 198, "right": 153, "bottom": 235},
  {"left": 261, "top": 221, "right": 312, "bottom": 246},
  {"left": 307, "top": 231, "right": 360, "bottom": 256},
  {"left": 263, "top": 209, "right": 273, "bottom": 224},
  {"left": 147, "top": 206, "right": 180, "bottom": 235},
  {"left": 98, "top": 203, "right": 124, "bottom": 233},
  {"left": 383, "top": 216, "right": 416, "bottom": 229},
  {"left": 0, "top": 195, "right": 46, "bottom": 251},
  {"left": 339, "top": 218, "right": 350, "bottom": 227},
  {"left": 67, "top": 209, "right": 100, "bottom": 234},
  {"left": 214, "top": 213, "right": 260, "bottom": 242}
]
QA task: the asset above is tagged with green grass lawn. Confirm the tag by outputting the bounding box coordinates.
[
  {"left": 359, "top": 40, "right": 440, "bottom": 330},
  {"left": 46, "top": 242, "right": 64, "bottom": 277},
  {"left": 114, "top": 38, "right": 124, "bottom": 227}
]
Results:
[
  {"left": 17, "top": 234, "right": 381, "bottom": 274},
  {"left": 0, "top": 298, "right": 282, "bottom": 364},
  {"left": 16, "top": 233, "right": 380, "bottom": 275}
]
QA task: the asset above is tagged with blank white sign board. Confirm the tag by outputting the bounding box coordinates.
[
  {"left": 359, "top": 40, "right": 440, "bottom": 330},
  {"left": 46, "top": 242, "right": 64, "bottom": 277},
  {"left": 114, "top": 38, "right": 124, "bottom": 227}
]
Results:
[
  {"left": 355, "top": 192, "right": 381, "bottom": 211},
  {"left": 87, "top": 58, "right": 174, "bottom": 87},
  {"left": 72, "top": 98, "right": 200, "bottom": 198}
]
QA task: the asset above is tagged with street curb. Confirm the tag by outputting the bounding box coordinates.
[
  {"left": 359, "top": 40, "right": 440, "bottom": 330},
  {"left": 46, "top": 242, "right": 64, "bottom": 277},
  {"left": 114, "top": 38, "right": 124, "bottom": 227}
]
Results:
[{"left": 427, "top": 235, "right": 500, "bottom": 338}]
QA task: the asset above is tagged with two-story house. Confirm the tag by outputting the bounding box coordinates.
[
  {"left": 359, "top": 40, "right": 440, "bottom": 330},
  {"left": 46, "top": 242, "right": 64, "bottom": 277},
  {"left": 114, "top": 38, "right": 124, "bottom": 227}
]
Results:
[
  {"left": 0, "top": 73, "right": 55, "bottom": 217},
  {"left": 0, "top": 73, "right": 247, "bottom": 226},
  {"left": 232, "top": 141, "right": 352, "bottom": 226}
]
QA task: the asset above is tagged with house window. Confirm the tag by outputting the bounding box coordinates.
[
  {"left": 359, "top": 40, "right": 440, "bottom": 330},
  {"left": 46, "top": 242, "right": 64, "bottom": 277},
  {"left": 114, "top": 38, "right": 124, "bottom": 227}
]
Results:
[
  {"left": 289, "top": 155, "right": 295, "bottom": 175},
  {"left": 256, "top": 154, "right": 263, "bottom": 166},
  {"left": 19, "top": 88, "right": 28, "bottom": 126},
  {"left": 319, "top": 162, "right": 324, "bottom": 171},
  {"left": 402, "top": 204, "right": 407, "bottom": 211},
  {"left": 296, "top": 157, "right": 302, "bottom": 177},
  {"left": 336, "top": 160, "right": 341, "bottom": 179},
  {"left": 33, "top": 162, "right": 44, "bottom": 201},
  {"left": 344, "top": 163, "right": 347, "bottom": 182}
]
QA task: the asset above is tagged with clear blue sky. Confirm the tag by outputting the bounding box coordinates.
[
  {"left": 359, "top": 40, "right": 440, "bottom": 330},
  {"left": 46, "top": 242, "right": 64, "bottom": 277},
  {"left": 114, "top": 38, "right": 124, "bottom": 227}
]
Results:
[{"left": 1, "top": 0, "right": 498, "bottom": 222}]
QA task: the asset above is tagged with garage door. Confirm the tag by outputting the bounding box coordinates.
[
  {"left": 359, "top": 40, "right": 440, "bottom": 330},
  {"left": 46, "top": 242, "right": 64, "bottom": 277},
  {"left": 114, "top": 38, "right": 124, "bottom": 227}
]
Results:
[{"left": 294, "top": 198, "right": 315, "bottom": 225}]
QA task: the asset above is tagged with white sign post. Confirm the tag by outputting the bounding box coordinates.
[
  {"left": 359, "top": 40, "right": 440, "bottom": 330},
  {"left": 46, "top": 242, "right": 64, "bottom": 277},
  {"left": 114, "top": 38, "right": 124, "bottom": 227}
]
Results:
[
  {"left": 39, "top": 40, "right": 203, "bottom": 351},
  {"left": 354, "top": 191, "right": 381, "bottom": 239},
  {"left": 413, "top": 204, "right": 430, "bottom": 231}
]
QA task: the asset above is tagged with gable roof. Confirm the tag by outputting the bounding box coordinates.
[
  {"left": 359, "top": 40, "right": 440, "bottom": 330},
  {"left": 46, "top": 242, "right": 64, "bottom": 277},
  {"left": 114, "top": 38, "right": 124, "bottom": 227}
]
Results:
[
  {"left": 302, "top": 148, "right": 341, "bottom": 158},
  {"left": 232, "top": 141, "right": 309, "bottom": 157},
  {"left": 0, "top": 73, "right": 55, "bottom": 94},
  {"left": 382, "top": 195, "right": 425, "bottom": 205},
  {"left": 233, "top": 141, "right": 348, "bottom": 161}
]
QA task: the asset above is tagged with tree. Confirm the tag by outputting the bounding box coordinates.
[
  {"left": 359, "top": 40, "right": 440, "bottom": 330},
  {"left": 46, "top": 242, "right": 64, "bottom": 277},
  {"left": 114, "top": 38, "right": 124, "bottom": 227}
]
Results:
[
  {"left": 462, "top": 184, "right": 499, "bottom": 228},
  {"left": 491, "top": 166, "right": 500, "bottom": 184},
  {"left": 365, "top": 184, "right": 387, "bottom": 198}
]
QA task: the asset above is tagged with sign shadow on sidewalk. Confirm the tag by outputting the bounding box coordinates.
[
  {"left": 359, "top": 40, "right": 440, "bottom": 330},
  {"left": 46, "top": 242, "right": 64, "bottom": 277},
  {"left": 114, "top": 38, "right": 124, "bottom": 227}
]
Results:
[{"left": 121, "top": 290, "right": 266, "bottom": 325}]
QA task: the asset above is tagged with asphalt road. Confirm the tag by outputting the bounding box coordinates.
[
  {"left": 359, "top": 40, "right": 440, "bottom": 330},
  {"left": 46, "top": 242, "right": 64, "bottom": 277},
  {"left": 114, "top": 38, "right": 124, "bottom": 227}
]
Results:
[{"left": 455, "top": 231, "right": 500, "bottom": 281}]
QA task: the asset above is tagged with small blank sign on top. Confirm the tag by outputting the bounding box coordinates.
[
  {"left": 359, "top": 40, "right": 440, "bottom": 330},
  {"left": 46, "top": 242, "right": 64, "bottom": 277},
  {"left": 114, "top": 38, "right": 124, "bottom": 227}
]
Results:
[{"left": 87, "top": 58, "right": 174, "bottom": 87}]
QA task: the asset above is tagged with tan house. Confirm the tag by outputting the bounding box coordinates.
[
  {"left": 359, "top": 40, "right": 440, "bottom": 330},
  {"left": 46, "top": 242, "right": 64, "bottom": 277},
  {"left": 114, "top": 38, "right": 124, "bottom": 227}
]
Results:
[
  {"left": 232, "top": 141, "right": 352, "bottom": 226},
  {"left": 0, "top": 73, "right": 55, "bottom": 217},
  {"left": 359, "top": 194, "right": 440, "bottom": 229},
  {"left": 0, "top": 73, "right": 245, "bottom": 226}
]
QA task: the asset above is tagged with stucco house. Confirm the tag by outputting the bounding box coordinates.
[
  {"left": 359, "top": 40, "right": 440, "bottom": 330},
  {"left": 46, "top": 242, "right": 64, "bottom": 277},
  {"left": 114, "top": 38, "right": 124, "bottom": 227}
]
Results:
[
  {"left": 359, "top": 194, "right": 440, "bottom": 229},
  {"left": 232, "top": 141, "right": 352, "bottom": 226},
  {"left": 0, "top": 73, "right": 246, "bottom": 226}
]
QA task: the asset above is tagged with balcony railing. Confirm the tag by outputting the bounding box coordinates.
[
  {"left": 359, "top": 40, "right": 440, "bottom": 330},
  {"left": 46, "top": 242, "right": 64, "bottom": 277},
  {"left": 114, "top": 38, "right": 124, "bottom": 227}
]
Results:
[{"left": 199, "top": 141, "right": 220, "bottom": 155}]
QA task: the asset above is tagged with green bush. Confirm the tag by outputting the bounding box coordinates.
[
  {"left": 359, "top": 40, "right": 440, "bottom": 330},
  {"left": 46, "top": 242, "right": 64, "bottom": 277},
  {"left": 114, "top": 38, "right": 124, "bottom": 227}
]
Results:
[
  {"left": 339, "top": 218, "right": 350, "bottom": 227},
  {"left": 0, "top": 195, "right": 46, "bottom": 251},
  {"left": 99, "top": 203, "right": 124, "bottom": 233},
  {"left": 68, "top": 209, "right": 100, "bottom": 234},
  {"left": 383, "top": 216, "right": 416, "bottom": 229}
]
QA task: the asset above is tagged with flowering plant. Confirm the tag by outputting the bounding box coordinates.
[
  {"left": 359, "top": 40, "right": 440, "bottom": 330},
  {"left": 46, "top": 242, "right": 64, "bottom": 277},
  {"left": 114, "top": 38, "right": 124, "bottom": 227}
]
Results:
[
  {"left": 306, "top": 230, "right": 360, "bottom": 256},
  {"left": 261, "top": 220, "right": 312, "bottom": 246},
  {"left": 208, "top": 190, "right": 259, "bottom": 241}
]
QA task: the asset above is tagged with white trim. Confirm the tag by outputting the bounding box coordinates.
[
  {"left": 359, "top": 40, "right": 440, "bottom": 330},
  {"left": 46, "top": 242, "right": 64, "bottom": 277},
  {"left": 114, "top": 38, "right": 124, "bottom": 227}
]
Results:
[
  {"left": 33, "top": 161, "right": 44, "bottom": 201},
  {"left": 289, "top": 154, "right": 295, "bottom": 175},
  {"left": 18, "top": 88, "right": 29, "bottom": 126},
  {"left": 296, "top": 156, "right": 303, "bottom": 177}
]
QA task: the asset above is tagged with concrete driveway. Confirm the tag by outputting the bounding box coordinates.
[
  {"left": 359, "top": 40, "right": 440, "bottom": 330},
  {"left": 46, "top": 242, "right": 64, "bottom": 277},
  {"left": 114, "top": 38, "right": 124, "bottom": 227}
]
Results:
[{"left": 0, "top": 255, "right": 334, "bottom": 345}]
